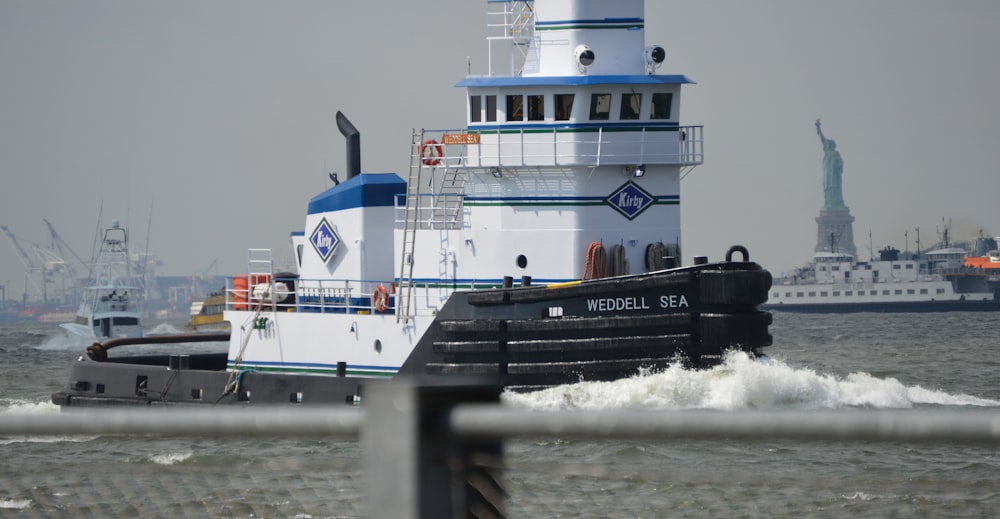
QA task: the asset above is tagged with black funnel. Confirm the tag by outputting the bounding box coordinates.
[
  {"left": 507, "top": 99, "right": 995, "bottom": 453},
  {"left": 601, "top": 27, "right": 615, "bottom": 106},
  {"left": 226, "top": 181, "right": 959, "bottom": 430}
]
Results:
[{"left": 336, "top": 111, "right": 361, "bottom": 180}]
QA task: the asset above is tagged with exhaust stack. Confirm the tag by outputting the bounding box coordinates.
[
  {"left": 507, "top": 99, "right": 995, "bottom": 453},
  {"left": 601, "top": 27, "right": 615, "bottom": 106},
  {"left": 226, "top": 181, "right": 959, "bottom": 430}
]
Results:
[{"left": 336, "top": 111, "right": 361, "bottom": 180}]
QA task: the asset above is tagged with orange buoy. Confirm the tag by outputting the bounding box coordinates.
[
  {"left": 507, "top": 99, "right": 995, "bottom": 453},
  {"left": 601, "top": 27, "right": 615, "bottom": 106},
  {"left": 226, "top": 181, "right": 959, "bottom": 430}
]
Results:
[
  {"left": 420, "top": 139, "right": 443, "bottom": 166},
  {"left": 373, "top": 284, "right": 389, "bottom": 312},
  {"left": 232, "top": 275, "right": 249, "bottom": 310}
]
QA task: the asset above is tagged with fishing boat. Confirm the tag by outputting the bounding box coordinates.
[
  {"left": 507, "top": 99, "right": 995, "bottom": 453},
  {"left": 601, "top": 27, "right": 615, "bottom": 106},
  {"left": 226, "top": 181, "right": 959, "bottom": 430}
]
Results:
[
  {"left": 60, "top": 220, "right": 144, "bottom": 339},
  {"left": 52, "top": 0, "right": 772, "bottom": 408},
  {"left": 766, "top": 233, "right": 1000, "bottom": 313},
  {"left": 186, "top": 291, "right": 230, "bottom": 333}
]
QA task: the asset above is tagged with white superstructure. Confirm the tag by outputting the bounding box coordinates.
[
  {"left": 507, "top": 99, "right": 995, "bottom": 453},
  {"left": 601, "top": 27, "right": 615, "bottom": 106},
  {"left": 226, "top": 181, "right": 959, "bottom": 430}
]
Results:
[{"left": 225, "top": 0, "right": 706, "bottom": 378}]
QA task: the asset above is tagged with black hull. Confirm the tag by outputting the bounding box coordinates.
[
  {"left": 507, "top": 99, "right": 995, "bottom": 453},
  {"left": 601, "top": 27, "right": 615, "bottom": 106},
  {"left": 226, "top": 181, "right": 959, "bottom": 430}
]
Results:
[{"left": 52, "top": 259, "right": 772, "bottom": 407}]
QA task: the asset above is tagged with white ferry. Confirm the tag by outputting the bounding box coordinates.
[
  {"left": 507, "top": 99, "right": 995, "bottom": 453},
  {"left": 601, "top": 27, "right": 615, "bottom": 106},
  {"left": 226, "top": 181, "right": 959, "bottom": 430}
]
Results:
[
  {"left": 53, "top": 0, "right": 773, "bottom": 407},
  {"left": 766, "top": 244, "right": 999, "bottom": 313}
]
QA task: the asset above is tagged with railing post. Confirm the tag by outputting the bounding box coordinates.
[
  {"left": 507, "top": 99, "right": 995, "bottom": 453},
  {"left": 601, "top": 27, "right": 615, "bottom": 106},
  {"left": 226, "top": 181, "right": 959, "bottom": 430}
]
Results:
[
  {"left": 596, "top": 127, "right": 603, "bottom": 166},
  {"left": 362, "top": 378, "right": 505, "bottom": 519},
  {"left": 520, "top": 127, "right": 526, "bottom": 166}
]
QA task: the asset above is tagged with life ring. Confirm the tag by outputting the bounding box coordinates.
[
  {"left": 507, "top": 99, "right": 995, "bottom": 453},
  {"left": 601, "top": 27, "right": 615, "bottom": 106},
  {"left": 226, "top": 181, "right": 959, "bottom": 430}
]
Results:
[
  {"left": 373, "top": 284, "right": 389, "bottom": 312},
  {"left": 420, "top": 139, "right": 443, "bottom": 166}
]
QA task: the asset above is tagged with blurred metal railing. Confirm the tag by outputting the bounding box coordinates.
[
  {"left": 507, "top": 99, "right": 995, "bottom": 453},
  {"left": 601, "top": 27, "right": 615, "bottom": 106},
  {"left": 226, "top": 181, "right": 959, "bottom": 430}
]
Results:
[
  {"left": 5, "top": 381, "right": 1000, "bottom": 518},
  {"left": 6, "top": 407, "right": 999, "bottom": 444}
]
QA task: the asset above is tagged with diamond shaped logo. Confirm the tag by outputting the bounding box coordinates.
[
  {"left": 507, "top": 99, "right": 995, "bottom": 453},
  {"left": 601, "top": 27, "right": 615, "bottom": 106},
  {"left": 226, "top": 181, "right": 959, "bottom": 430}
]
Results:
[
  {"left": 605, "top": 181, "right": 655, "bottom": 220},
  {"left": 310, "top": 218, "right": 341, "bottom": 262}
]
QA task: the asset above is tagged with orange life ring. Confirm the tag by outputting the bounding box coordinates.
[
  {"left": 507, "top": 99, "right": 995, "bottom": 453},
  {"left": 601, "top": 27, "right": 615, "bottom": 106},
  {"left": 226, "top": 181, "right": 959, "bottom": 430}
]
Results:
[
  {"left": 373, "top": 284, "right": 389, "bottom": 312},
  {"left": 420, "top": 139, "right": 443, "bottom": 166}
]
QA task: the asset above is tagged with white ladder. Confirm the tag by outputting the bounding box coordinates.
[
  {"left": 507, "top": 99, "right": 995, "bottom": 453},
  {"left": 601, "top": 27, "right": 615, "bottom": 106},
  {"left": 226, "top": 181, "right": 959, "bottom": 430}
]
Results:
[{"left": 396, "top": 130, "right": 425, "bottom": 323}]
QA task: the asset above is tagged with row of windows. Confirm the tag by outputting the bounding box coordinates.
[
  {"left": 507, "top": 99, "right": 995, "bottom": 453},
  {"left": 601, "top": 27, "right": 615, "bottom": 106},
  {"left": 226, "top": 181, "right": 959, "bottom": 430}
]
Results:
[
  {"left": 469, "top": 92, "right": 673, "bottom": 123},
  {"left": 818, "top": 263, "right": 916, "bottom": 272},
  {"left": 774, "top": 288, "right": 945, "bottom": 298}
]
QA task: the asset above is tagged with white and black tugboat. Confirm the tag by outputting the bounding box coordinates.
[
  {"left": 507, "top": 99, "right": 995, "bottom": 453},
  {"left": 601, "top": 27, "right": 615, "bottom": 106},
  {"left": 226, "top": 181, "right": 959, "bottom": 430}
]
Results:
[{"left": 53, "top": 0, "right": 772, "bottom": 407}]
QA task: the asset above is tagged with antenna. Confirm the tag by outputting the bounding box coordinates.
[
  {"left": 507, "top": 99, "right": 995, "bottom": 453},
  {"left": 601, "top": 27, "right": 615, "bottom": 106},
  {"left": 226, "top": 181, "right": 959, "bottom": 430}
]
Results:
[{"left": 937, "top": 217, "right": 952, "bottom": 248}]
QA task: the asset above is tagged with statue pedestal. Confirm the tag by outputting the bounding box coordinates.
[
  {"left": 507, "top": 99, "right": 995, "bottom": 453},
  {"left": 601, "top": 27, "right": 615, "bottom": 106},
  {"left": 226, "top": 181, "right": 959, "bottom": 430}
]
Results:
[{"left": 815, "top": 209, "right": 857, "bottom": 258}]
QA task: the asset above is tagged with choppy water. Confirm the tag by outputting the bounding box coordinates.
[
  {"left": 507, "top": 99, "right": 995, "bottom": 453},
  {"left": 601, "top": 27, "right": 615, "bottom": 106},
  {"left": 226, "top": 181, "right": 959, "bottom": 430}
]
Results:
[{"left": 2, "top": 313, "right": 998, "bottom": 517}]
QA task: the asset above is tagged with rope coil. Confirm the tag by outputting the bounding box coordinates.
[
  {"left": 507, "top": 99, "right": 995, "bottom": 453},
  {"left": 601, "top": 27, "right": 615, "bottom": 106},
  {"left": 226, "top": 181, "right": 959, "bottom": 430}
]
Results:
[{"left": 583, "top": 242, "right": 607, "bottom": 280}]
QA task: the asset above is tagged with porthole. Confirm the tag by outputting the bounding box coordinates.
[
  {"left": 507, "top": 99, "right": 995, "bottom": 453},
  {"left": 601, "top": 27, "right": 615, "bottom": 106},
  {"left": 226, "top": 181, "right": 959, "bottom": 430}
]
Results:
[
  {"left": 516, "top": 255, "right": 527, "bottom": 269},
  {"left": 374, "top": 339, "right": 383, "bottom": 354}
]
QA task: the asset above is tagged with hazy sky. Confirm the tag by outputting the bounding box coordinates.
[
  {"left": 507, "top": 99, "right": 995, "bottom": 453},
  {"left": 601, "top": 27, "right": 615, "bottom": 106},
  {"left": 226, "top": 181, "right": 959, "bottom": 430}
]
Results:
[{"left": 3, "top": 1, "right": 1000, "bottom": 301}]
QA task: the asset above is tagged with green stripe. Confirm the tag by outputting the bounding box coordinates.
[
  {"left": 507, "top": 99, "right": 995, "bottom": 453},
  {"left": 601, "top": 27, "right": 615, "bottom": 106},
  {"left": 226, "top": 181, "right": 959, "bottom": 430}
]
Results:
[
  {"left": 409, "top": 282, "right": 506, "bottom": 290},
  {"left": 464, "top": 200, "right": 678, "bottom": 208},
  {"left": 464, "top": 200, "right": 605, "bottom": 207},
  {"left": 226, "top": 364, "right": 396, "bottom": 377}
]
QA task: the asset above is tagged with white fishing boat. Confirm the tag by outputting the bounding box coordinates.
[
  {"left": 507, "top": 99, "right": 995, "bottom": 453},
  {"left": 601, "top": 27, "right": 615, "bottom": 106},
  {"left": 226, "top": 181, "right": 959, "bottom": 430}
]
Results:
[
  {"left": 61, "top": 220, "right": 144, "bottom": 339},
  {"left": 53, "top": 0, "right": 773, "bottom": 407}
]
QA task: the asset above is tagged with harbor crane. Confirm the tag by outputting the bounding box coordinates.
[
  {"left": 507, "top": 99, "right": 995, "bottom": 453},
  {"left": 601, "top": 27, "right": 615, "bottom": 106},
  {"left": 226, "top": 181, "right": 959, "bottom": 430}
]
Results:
[{"left": 1, "top": 223, "right": 85, "bottom": 305}]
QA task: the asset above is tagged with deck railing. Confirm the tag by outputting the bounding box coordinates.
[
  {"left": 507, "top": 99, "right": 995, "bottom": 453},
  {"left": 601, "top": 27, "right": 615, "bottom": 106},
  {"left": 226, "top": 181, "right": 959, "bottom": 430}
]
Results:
[
  {"left": 226, "top": 276, "right": 396, "bottom": 316},
  {"left": 417, "top": 125, "right": 704, "bottom": 170}
]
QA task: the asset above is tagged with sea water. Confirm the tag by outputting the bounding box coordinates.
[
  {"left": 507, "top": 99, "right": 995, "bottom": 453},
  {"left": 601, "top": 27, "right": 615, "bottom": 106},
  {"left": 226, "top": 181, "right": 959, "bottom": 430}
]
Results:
[{"left": 1, "top": 313, "right": 998, "bottom": 517}]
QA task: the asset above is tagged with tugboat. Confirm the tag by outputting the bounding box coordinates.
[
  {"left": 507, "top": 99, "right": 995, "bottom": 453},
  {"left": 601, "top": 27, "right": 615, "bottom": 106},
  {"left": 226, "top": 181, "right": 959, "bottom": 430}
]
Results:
[
  {"left": 60, "top": 220, "right": 144, "bottom": 340},
  {"left": 53, "top": 0, "right": 772, "bottom": 407}
]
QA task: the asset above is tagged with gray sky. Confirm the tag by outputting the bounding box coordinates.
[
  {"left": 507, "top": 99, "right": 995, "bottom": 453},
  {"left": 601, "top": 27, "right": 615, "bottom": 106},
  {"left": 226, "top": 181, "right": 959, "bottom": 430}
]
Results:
[{"left": 3, "top": 1, "right": 999, "bottom": 300}]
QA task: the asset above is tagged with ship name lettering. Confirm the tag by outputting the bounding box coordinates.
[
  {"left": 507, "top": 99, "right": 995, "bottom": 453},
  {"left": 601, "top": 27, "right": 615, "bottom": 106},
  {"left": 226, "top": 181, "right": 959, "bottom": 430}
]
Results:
[
  {"left": 586, "top": 296, "right": 650, "bottom": 312},
  {"left": 659, "top": 294, "right": 689, "bottom": 308}
]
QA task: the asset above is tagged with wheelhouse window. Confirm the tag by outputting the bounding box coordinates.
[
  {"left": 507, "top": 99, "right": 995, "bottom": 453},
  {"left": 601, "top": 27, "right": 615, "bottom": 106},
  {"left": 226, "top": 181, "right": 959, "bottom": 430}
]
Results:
[
  {"left": 485, "top": 95, "right": 497, "bottom": 122},
  {"left": 554, "top": 94, "right": 574, "bottom": 121},
  {"left": 506, "top": 95, "right": 523, "bottom": 122},
  {"left": 527, "top": 94, "right": 544, "bottom": 121},
  {"left": 620, "top": 93, "right": 641, "bottom": 120},
  {"left": 469, "top": 96, "right": 482, "bottom": 123},
  {"left": 589, "top": 93, "right": 611, "bottom": 120},
  {"left": 651, "top": 93, "right": 672, "bottom": 119}
]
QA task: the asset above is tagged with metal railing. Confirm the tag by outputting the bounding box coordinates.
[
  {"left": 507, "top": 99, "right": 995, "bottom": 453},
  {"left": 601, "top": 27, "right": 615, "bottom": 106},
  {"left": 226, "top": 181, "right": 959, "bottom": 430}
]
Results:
[
  {"left": 226, "top": 276, "right": 396, "bottom": 316},
  {"left": 417, "top": 126, "right": 704, "bottom": 170},
  {"left": 6, "top": 381, "right": 1000, "bottom": 517}
]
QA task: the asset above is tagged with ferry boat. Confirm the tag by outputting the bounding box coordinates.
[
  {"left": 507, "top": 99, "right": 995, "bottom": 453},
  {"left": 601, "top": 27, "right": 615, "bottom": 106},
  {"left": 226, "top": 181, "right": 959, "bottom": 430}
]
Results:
[
  {"left": 60, "top": 220, "right": 144, "bottom": 339},
  {"left": 766, "top": 240, "right": 1000, "bottom": 313},
  {"left": 52, "top": 0, "right": 772, "bottom": 407},
  {"left": 186, "top": 291, "right": 230, "bottom": 333}
]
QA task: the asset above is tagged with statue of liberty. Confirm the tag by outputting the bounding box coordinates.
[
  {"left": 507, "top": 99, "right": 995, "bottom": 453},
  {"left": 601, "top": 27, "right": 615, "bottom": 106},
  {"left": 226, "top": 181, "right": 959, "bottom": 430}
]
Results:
[{"left": 815, "top": 119, "right": 847, "bottom": 211}]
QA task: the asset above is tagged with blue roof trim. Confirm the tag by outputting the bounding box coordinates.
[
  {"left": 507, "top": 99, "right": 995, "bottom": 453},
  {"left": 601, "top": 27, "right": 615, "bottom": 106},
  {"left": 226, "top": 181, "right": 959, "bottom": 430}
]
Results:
[
  {"left": 456, "top": 75, "right": 694, "bottom": 87},
  {"left": 307, "top": 173, "right": 406, "bottom": 215}
]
